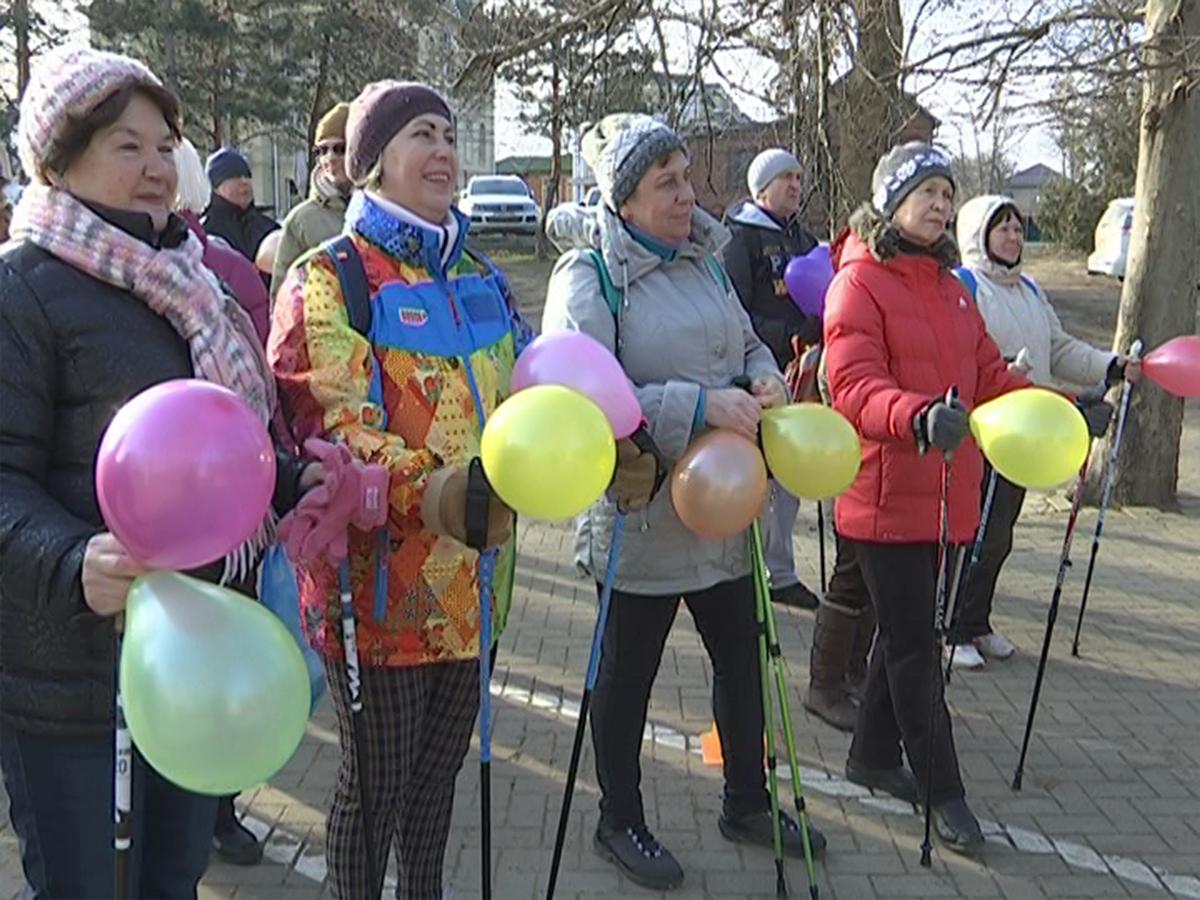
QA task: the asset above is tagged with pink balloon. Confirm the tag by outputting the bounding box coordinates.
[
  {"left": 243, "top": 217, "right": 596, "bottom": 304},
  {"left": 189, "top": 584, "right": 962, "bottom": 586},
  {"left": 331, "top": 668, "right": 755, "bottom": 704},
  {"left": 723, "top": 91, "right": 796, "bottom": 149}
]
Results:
[
  {"left": 97, "top": 380, "right": 276, "bottom": 569},
  {"left": 511, "top": 332, "right": 642, "bottom": 438},
  {"left": 1142, "top": 335, "right": 1200, "bottom": 398}
]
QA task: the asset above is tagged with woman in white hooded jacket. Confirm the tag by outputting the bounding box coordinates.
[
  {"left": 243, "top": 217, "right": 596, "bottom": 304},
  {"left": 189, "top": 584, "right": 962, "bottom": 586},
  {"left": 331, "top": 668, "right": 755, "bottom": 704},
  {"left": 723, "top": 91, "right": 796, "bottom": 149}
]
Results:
[{"left": 948, "top": 195, "right": 1133, "bottom": 670}]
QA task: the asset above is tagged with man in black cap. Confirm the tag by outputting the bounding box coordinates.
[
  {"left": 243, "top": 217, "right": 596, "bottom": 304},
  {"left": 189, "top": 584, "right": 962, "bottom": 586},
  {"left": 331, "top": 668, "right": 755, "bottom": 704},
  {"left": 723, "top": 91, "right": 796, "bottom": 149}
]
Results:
[{"left": 202, "top": 147, "right": 279, "bottom": 264}]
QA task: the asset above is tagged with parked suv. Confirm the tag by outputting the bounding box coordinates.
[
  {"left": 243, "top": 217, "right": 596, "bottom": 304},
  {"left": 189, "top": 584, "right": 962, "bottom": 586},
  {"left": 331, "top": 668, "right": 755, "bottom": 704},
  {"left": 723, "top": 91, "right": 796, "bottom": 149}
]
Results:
[
  {"left": 458, "top": 175, "right": 540, "bottom": 235},
  {"left": 1087, "top": 197, "right": 1135, "bottom": 279}
]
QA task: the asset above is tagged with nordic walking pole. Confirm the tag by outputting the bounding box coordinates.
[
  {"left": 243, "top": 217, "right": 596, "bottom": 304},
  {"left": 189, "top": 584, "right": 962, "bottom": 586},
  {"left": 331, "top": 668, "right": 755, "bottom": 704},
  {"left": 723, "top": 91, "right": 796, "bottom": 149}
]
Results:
[
  {"left": 1071, "top": 339, "right": 1142, "bottom": 657},
  {"left": 338, "top": 559, "right": 380, "bottom": 890},
  {"left": 752, "top": 523, "right": 789, "bottom": 897},
  {"left": 816, "top": 502, "right": 828, "bottom": 593},
  {"left": 478, "top": 545, "right": 496, "bottom": 900},
  {"left": 114, "top": 634, "right": 131, "bottom": 900},
  {"left": 546, "top": 514, "right": 624, "bottom": 900},
  {"left": 921, "top": 387, "right": 957, "bottom": 869},
  {"left": 1011, "top": 457, "right": 1091, "bottom": 790},
  {"left": 945, "top": 350, "right": 1028, "bottom": 684},
  {"left": 944, "top": 469, "right": 997, "bottom": 684},
  {"left": 752, "top": 522, "right": 821, "bottom": 900}
]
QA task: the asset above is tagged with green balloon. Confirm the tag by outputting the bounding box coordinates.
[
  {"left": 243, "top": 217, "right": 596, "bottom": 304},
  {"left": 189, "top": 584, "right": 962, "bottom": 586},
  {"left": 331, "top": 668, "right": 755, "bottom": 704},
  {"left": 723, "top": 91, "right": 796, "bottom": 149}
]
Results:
[{"left": 120, "top": 572, "right": 311, "bottom": 795}]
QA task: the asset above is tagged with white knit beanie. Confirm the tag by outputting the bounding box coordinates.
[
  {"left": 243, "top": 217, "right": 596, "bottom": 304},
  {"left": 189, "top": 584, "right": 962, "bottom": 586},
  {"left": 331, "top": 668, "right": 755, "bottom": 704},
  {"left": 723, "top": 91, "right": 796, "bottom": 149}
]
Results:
[{"left": 747, "top": 149, "right": 802, "bottom": 198}]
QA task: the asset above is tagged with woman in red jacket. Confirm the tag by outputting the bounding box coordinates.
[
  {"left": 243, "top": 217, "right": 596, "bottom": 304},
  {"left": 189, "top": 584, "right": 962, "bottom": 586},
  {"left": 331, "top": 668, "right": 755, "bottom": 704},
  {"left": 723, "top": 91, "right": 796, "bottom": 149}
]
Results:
[{"left": 822, "top": 143, "right": 1028, "bottom": 854}]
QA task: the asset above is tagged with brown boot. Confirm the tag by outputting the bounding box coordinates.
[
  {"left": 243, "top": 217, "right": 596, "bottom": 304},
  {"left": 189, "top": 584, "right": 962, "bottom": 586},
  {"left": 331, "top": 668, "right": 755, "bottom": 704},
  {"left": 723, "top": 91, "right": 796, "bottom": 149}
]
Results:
[
  {"left": 845, "top": 602, "right": 877, "bottom": 703},
  {"left": 804, "top": 600, "right": 859, "bottom": 732}
]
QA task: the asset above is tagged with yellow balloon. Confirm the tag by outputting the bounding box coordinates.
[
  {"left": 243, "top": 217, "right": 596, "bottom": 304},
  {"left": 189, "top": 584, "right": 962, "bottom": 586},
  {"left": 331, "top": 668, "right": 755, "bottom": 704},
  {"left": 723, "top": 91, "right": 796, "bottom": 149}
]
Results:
[
  {"left": 761, "top": 404, "right": 862, "bottom": 500},
  {"left": 482, "top": 384, "right": 616, "bottom": 519},
  {"left": 969, "top": 387, "right": 1089, "bottom": 490}
]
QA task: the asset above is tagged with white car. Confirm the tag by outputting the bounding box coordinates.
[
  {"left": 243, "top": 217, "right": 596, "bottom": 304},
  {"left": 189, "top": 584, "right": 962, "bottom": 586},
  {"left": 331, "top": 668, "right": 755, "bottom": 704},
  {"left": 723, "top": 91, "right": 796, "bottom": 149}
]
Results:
[
  {"left": 1087, "top": 197, "right": 1135, "bottom": 279},
  {"left": 458, "top": 175, "right": 540, "bottom": 236}
]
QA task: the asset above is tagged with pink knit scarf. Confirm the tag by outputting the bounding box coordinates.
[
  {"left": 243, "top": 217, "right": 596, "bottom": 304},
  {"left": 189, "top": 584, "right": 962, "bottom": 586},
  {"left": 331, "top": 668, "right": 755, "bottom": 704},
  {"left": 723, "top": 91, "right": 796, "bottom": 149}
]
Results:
[{"left": 12, "top": 185, "right": 279, "bottom": 580}]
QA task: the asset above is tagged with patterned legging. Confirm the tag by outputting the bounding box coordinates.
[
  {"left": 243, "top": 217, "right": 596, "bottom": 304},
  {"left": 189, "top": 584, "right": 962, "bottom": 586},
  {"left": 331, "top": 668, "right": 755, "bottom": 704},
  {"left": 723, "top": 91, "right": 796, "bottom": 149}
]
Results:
[{"left": 324, "top": 659, "right": 479, "bottom": 900}]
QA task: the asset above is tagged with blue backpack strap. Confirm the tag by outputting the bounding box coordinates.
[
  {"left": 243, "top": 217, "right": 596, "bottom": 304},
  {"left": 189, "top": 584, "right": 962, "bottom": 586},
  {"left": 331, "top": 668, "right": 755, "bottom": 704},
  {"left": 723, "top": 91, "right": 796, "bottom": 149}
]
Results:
[
  {"left": 326, "top": 235, "right": 372, "bottom": 338},
  {"left": 954, "top": 266, "right": 978, "bottom": 302},
  {"left": 1020, "top": 274, "right": 1038, "bottom": 293},
  {"left": 323, "top": 235, "right": 390, "bottom": 622},
  {"left": 585, "top": 248, "right": 621, "bottom": 317},
  {"left": 703, "top": 253, "right": 731, "bottom": 293}
]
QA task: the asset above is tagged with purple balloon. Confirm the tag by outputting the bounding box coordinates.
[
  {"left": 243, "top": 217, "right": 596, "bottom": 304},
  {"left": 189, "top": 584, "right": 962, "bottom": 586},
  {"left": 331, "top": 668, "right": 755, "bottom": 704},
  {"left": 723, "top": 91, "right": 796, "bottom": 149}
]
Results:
[
  {"left": 511, "top": 332, "right": 642, "bottom": 438},
  {"left": 97, "top": 380, "right": 276, "bottom": 569},
  {"left": 784, "top": 244, "right": 835, "bottom": 318}
]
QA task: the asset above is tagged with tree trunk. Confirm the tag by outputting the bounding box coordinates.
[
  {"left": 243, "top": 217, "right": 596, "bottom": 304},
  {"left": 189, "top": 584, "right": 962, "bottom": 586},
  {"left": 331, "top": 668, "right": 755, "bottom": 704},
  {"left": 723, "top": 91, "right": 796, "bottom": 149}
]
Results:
[
  {"left": 814, "top": 0, "right": 836, "bottom": 237},
  {"left": 1085, "top": 0, "right": 1200, "bottom": 508},
  {"left": 15, "top": 0, "right": 31, "bottom": 96},
  {"left": 537, "top": 43, "right": 563, "bottom": 260},
  {"left": 161, "top": 0, "right": 179, "bottom": 92}
]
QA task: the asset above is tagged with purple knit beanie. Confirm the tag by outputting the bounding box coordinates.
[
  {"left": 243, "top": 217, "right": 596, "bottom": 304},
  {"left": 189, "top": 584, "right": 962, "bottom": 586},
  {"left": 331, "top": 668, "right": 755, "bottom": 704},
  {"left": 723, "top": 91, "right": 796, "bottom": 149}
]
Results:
[
  {"left": 345, "top": 80, "right": 454, "bottom": 186},
  {"left": 18, "top": 46, "right": 167, "bottom": 184}
]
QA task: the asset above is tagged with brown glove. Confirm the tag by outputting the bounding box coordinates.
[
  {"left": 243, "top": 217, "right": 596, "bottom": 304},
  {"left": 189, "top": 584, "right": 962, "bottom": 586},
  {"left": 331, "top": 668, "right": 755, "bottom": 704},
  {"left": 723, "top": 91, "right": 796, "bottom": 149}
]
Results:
[
  {"left": 421, "top": 466, "right": 514, "bottom": 548},
  {"left": 611, "top": 437, "right": 658, "bottom": 513}
]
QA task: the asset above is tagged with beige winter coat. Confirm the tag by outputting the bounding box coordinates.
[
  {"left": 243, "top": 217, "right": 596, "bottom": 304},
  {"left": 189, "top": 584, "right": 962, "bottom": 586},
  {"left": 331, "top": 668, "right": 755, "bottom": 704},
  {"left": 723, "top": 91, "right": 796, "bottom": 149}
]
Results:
[{"left": 956, "top": 194, "right": 1114, "bottom": 390}]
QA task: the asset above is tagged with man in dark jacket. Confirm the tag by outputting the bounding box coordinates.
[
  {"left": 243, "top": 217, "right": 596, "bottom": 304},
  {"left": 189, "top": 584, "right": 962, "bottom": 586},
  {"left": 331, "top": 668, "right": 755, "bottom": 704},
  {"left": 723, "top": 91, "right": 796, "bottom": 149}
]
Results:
[
  {"left": 723, "top": 148, "right": 821, "bottom": 609},
  {"left": 202, "top": 147, "right": 279, "bottom": 263}
]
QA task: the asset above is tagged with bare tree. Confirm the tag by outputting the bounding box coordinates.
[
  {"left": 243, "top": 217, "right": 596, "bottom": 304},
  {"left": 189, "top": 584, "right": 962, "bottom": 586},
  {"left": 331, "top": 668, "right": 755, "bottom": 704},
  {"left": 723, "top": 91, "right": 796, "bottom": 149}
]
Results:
[{"left": 1087, "top": 0, "right": 1199, "bottom": 507}]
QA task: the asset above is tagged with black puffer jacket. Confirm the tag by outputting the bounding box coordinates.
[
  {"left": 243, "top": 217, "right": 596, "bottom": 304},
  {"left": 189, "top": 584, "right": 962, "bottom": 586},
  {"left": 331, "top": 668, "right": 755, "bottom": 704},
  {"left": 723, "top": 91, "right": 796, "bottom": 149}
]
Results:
[
  {"left": 722, "top": 200, "right": 822, "bottom": 368},
  {"left": 0, "top": 212, "right": 303, "bottom": 738},
  {"left": 202, "top": 193, "right": 279, "bottom": 262}
]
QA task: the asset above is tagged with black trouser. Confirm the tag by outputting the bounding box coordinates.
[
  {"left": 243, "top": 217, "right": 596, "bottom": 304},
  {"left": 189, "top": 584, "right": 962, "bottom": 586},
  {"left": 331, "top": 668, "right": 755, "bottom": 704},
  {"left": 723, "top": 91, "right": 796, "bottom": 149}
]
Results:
[
  {"left": 590, "top": 576, "right": 768, "bottom": 828},
  {"left": 847, "top": 541, "right": 966, "bottom": 806},
  {"left": 948, "top": 466, "right": 1026, "bottom": 643}
]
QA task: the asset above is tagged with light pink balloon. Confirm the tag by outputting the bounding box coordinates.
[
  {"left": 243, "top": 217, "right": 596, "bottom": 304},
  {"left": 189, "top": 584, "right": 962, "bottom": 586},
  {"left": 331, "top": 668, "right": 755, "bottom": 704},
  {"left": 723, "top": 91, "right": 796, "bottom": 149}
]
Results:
[
  {"left": 97, "top": 380, "right": 276, "bottom": 569},
  {"left": 511, "top": 332, "right": 642, "bottom": 438},
  {"left": 1142, "top": 335, "right": 1200, "bottom": 398}
]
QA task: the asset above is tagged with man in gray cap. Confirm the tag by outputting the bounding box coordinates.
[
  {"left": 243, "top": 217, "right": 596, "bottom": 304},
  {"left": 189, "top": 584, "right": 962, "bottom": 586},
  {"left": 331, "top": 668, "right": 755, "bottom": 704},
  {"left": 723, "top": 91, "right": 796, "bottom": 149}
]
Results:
[{"left": 723, "top": 148, "right": 822, "bottom": 611}]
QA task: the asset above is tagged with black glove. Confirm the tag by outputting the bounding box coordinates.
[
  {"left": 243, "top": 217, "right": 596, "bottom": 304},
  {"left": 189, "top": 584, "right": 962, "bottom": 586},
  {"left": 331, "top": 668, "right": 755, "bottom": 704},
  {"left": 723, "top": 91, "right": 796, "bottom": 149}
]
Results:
[
  {"left": 1105, "top": 356, "right": 1126, "bottom": 388},
  {"left": 914, "top": 396, "right": 969, "bottom": 454},
  {"left": 1076, "top": 396, "right": 1115, "bottom": 438}
]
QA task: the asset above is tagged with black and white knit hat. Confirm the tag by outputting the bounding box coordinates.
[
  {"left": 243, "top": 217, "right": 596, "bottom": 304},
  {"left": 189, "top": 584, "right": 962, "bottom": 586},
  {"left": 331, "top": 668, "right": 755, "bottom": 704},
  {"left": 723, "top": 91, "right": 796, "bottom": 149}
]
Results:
[
  {"left": 871, "top": 142, "right": 955, "bottom": 218},
  {"left": 581, "top": 113, "right": 686, "bottom": 210}
]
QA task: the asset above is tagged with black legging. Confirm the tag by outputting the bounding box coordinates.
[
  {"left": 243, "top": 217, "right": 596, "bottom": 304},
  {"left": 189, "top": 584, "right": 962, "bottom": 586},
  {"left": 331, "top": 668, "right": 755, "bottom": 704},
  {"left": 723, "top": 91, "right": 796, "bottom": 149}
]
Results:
[
  {"left": 948, "top": 466, "right": 1026, "bottom": 643},
  {"left": 589, "top": 576, "right": 768, "bottom": 828}
]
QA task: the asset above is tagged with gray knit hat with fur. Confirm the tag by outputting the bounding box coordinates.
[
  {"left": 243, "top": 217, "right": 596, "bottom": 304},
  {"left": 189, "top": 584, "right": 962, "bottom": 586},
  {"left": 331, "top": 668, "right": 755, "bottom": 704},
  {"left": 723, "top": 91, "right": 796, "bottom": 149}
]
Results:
[{"left": 581, "top": 114, "right": 686, "bottom": 210}]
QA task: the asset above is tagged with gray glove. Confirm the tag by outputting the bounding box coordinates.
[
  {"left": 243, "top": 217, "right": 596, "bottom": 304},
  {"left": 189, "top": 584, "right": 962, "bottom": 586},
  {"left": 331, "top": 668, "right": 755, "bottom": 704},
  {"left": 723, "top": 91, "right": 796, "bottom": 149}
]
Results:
[{"left": 915, "top": 396, "right": 969, "bottom": 454}]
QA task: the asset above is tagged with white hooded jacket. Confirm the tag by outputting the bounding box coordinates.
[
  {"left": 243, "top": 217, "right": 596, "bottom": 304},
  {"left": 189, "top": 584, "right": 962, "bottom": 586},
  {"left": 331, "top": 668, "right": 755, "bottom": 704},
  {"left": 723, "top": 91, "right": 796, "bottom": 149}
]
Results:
[{"left": 956, "top": 195, "right": 1114, "bottom": 390}]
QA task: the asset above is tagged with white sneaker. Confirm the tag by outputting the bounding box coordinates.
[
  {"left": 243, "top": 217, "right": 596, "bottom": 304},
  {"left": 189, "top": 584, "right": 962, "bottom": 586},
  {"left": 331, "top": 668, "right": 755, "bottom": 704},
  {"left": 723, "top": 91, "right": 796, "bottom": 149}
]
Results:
[
  {"left": 974, "top": 631, "right": 1016, "bottom": 660},
  {"left": 948, "top": 643, "right": 986, "bottom": 670}
]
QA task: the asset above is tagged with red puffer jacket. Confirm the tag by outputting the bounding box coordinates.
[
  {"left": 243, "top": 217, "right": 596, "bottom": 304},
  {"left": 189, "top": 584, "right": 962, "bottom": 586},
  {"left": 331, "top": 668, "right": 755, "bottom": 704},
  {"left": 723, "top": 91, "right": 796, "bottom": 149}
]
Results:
[{"left": 823, "top": 211, "right": 1029, "bottom": 544}]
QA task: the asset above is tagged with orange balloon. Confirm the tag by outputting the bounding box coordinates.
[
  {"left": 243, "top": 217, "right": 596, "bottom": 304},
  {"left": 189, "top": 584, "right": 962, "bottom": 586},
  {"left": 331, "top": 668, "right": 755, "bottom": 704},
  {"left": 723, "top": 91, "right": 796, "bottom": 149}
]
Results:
[{"left": 671, "top": 429, "right": 768, "bottom": 539}]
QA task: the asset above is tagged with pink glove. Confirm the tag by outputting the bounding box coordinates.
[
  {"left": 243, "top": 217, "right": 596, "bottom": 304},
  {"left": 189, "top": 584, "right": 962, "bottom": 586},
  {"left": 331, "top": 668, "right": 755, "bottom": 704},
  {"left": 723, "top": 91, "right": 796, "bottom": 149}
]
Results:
[{"left": 277, "top": 439, "right": 390, "bottom": 565}]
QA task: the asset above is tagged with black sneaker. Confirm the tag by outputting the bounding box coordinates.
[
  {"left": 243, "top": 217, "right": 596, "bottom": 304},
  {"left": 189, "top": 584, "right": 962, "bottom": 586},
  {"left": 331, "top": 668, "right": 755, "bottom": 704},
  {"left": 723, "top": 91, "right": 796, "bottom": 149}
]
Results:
[
  {"left": 845, "top": 759, "right": 920, "bottom": 805},
  {"left": 213, "top": 817, "right": 263, "bottom": 866},
  {"left": 934, "top": 798, "right": 985, "bottom": 856},
  {"left": 771, "top": 582, "right": 819, "bottom": 610},
  {"left": 718, "top": 809, "right": 827, "bottom": 859},
  {"left": 594, "top": 822, "right": 684, "bottom": 891}
]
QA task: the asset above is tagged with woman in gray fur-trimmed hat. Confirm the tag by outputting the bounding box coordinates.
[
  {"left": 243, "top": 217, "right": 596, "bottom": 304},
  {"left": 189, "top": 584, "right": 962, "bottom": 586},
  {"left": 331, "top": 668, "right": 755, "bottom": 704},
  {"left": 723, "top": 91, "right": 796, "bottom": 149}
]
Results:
[{"left": 542, "top": 114, "right": 827, "bottom": 890}]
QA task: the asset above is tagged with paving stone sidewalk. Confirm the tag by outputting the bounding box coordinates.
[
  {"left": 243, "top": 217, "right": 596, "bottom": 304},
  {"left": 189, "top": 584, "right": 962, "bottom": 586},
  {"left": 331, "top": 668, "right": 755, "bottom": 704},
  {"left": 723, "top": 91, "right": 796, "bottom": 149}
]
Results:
[{"left": 5, "top": 400, "right": 1195, "bottom": 900}]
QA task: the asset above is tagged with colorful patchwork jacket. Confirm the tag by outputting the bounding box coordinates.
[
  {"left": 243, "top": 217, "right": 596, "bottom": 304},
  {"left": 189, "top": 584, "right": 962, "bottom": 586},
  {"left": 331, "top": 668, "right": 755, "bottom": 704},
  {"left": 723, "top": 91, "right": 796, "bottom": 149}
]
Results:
[{"left": 269, "top": 192, "right": 532, "bottom": 667}]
